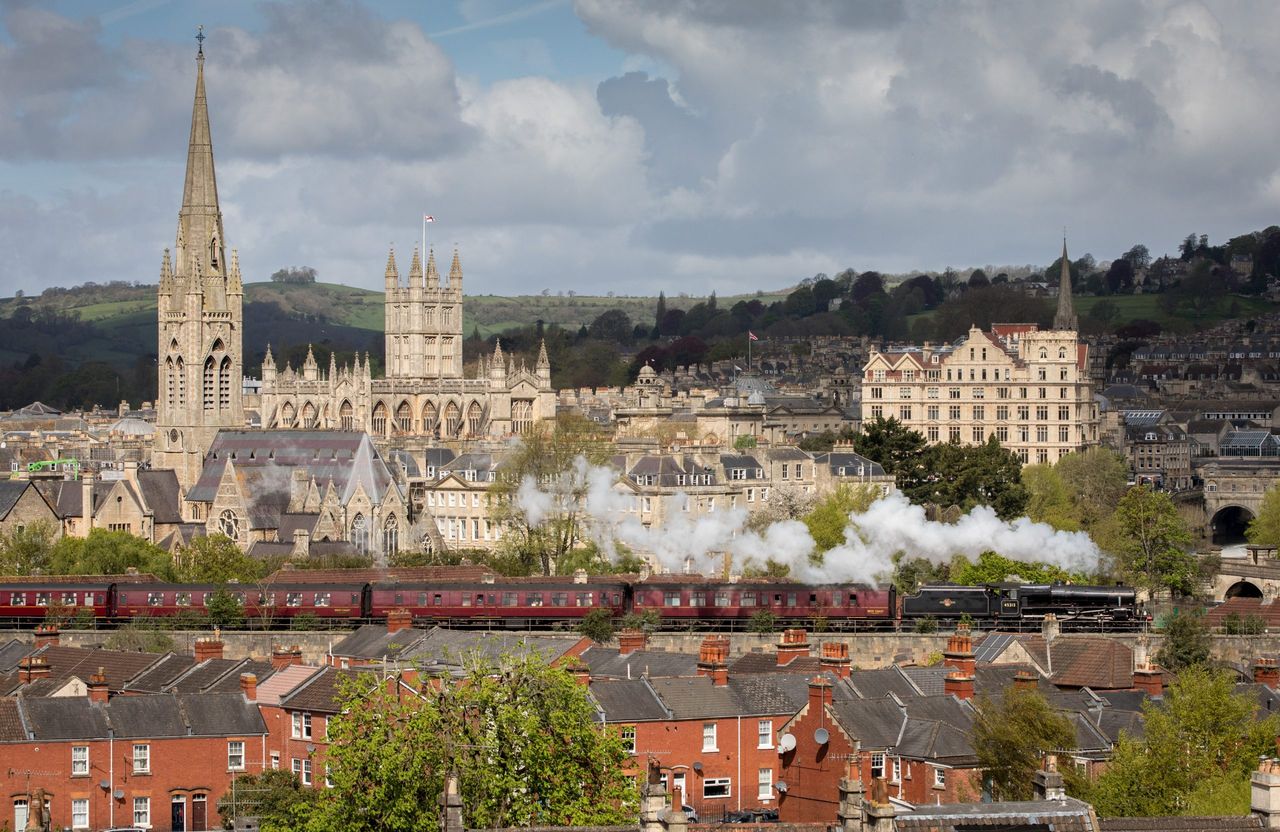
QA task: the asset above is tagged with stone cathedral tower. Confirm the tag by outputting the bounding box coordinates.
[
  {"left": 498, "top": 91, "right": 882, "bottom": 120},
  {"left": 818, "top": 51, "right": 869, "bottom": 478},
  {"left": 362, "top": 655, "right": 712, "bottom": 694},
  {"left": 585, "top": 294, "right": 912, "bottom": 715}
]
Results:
[{"left": 153, "top": 37, "right": 244, "bottom": 491}]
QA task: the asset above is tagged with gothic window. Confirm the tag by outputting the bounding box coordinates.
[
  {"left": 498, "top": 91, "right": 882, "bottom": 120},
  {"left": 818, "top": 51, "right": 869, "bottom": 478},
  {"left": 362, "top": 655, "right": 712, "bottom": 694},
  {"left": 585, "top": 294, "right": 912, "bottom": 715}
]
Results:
[
  {"left": 466, "top": 402, "right": 483, "bottom": 436},
  {"left": 383, "top": 514, "right": 399, "bottom": 556},
  {"left": 218, "top": 510, "right": 239, "bottom": 540},
  {"left": 444, "top": 402, "right": 461, "bottom": 437},
  {"left": 396, "top": 401, "right": 413, "bottom": 433},
  {"left": 351, "top": 513, "right": 369, "bottom": 554},
  {"left": 219, "top": 355, "right": 232, "bottom": 409},
  {"left": 176, "top": 357, "right": 186, "bottom": 406},
  {"left": 281, "top": 402, "right": 296, "bottom": 429},
  {"left": 203, "top": 356, "right": 216, "bottom": 410},
  {"left": 512, "top": 400, "right": 534, "bottom": 435},
  {"left": 301, "top": 401, "right": 317, "bottom": 429},
  {"left": 340, "top": 400, "right": 354, "bottom": 431},
  {"left": 166, "top": 358, "right": 175, "bottom": 409},
  {"left": 422, "top": 402, "right": 438, "bottom": 436},
  {"left": 372, "top": 403, "right": 389, "bottom": 436},
  {"left": 1059, "top": 347, "right": 1068, "bottom": 360},
  {"left": 1038, "top": 348, "right": 1048, "bottom": 359}
]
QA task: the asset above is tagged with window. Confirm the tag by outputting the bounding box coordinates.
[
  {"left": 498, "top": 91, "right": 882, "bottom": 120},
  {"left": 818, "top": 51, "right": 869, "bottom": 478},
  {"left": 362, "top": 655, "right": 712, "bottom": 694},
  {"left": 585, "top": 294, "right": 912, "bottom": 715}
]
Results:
[
  {"left": 72, "top": 798, "right": 88, "bottom": 829},
  {"left": 703, "top": 778, "right": 731, "bottom": 799},
  {"left": 758, "top": 768, "right": 773, "bottom": 799},
  {"left": 949, "top": 405, "right": 961, "bottom": 420},
  {"left": 35, "top": 592, "right": 50, "bottom": 606},
  {"left": 928, "top": 426, "right": 940, "bottom": 442},
  {"left": 741, "top": 591, "right": 756, "bottom": 607},
  {"left": 973, "top": 405, "right": 984, "bottom": 421},
  {"left": 758, "top": 719, "right": 773, "bottom": 749},
  {"left": 934, "top": 767, "right": 946, "bottom": 788},
  {"left": 315, "top": 592, "right": 331, "bottom": 607},
  {"left": 620, "top": 725, "right": 636, "bottom": 754},
  {"left": 302, "top": 759, "right": 313, "bottom": 785},
  {"left": 703, "top": 722, "right": 718, "bottom": 751},
  {"left": 271, "top": 752, "right": 280, "bottom": 770},
  {"left": 892, "top": 758, "right": 901, "bottom": 782},
  {"left": 664, "top": 592, "right": 682, "bottom": 607},
  {"left": 927, "top": 405, "right": 939, "bottom": 421},
  {"left": 286, "top": 592, "right": 303, "bottom": 608},
  {"left": 72, "top": 745, "right": 89, "bottom": 775},
  {"left": 228, "top": 740, "right": 245, "bottom": 771},
  {"left": 293, "top": 712, "right": 312, "bottom": 739},
  {"left": 176, "top": 591, "right": 191, "bottom": 607},
  {"left": 870, "top": 752, "right": 885, "bottom": 779},
  {"left": 133, "top": 743, "right": 150, "bottom": 774}
]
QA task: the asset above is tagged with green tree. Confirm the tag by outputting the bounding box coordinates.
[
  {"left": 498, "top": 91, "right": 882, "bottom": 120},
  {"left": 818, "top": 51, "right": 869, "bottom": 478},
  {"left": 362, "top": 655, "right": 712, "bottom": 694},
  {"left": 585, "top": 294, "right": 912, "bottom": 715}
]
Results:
[
  {"left": 972, "top": 686, "right": 1077, "bottom": 801},
  {"left": 1088, "top": 666, "right": 1280, "bottom": 817},
  {"left": 50, "top": 529, "right": 174, "bottom": 578},
  {"left": 1055, "top": 448, "right": 1128, "bottom": 531},
  {"left": 853, "top": 417, "right": 927, "bottom": 479},
  {"left": 206, "top": 587, "right": 247, "bottom": 629},
  {"left": 1108, "top": 486, "right": 1197, "bottom": 597},
  {"left": 905, "top": 439, "right": 1028, "bottom": 520},
  {"left": 803, "top": 484, "right": 881, "bottom": 553},
  {"left": 176, "top": 534, "right": 265, "bottom": 583},
  {"left": 1022, "top": 465, "right": 1080, "bottom": 531},
  {"left": 1247, "top": 481, "right": 1280, "bottom": 548},
  {"left": 301, "top": 653, "right": 636, "bottom": 832},
  {"left": 949, "top": 551, "right": 1085, "bottom": 586},
  {"left": 1155, "top": 610, "right": 1210, "bottom": 672},
  {"left": 0, "top": 520, "right": 56, "bottom": 574},
  {"left": 733, "top": 434, "right": 758, "bottom": 451},
  {"left": 749, "top": 609, "right": 778, "bottom": 633},
  {"left": 219, "top": 769, "right": 319, "bottom": 831},
  {"left": 578, "top": 608, "right": 615, "bottom": 644}
]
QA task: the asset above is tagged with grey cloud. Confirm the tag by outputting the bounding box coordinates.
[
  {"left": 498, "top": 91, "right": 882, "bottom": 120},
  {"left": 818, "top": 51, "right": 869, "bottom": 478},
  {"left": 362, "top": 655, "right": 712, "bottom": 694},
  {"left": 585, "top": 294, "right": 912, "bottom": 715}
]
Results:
[
  {"left": 1057, "top": 64, "right": 1170, "bottom": 139},
  {"left": 597, "top": 71, "right": 723, "bottom": 187}
]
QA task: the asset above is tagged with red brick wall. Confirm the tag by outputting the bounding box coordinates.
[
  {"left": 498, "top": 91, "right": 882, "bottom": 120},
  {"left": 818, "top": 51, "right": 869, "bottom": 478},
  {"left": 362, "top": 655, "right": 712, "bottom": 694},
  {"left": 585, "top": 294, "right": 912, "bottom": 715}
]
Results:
[
  {"left": 260, "top": 703, "right": 331, "bottom": 787},
  {"left": 0, "top": 733, "right": 267, "bottom": 831}
]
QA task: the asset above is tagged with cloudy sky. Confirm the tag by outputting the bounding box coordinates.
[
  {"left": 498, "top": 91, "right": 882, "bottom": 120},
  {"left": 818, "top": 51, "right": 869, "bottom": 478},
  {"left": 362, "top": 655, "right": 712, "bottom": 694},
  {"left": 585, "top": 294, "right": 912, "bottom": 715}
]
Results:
[{"left": 2, "top": 0, "right": 1279, "bottom": 298}]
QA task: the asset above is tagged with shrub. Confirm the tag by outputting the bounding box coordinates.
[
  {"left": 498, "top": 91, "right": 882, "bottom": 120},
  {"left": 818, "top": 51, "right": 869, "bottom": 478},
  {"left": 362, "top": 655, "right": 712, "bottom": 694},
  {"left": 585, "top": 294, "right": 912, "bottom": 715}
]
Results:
[
  {"left": 749, "top": 610, "right": 778, "bottom": 634},
  {"left": 578, "top": 609, "right": 615, "bottom": 644}
]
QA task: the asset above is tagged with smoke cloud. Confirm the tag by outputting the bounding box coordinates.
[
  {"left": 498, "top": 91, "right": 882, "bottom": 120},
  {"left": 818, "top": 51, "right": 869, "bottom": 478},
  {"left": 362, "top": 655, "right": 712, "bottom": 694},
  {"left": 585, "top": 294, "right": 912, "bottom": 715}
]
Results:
[{"left": 510, "top": 457, "right": 1102, "bottom": 584}]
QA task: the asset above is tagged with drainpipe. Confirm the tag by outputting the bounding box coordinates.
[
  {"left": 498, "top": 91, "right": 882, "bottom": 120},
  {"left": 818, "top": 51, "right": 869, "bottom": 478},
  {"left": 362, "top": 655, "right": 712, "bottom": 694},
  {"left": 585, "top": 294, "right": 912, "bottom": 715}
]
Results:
[
  {"left": 737, "top": 715, "right": 742, "bottom": 812},
  {"left": 108, "top": 727, "right": 115, "bottom": 828}
]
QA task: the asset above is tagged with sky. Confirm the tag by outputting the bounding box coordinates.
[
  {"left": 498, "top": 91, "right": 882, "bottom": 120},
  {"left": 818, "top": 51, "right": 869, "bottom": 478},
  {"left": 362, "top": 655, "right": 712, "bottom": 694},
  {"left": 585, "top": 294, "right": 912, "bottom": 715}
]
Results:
[{"left": 2, "top": 0, "right": 1279, "bottom": 298}]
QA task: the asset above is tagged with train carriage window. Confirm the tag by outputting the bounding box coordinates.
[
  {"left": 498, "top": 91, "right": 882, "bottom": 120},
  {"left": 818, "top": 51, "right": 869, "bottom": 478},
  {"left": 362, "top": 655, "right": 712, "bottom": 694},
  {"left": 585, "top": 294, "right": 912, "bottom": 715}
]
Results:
[
  {"left": 528, "top": 592, "right": 543, "bottom": 607},
  {"left": 394, "top": 593, "right": 403, "bottom": 604},
  {"left": 286, "top": 593, "right": 303, "bottom": 608},
  {"left": 502, "top": 592, "right": 518, "bottom": 607},
  {"left": 433, "top": 594, "right": 442, "bottom": 606},
  {"left": 552, "top": 592, "right": 568, "bottom": 607},
  {"left": 234, "top": 592, "right": 247, "bottom": 604},
  {"left": 315, "top": 593, "right": 331, "bottom": 607},
  {"left": 10, "top": 592, "right": 27, "bottom": 605},
  {"left": 809, "top": 593, "right": 818, "bottom": 606},
  {"left": 488, "top": 594, "right": 497, "bottom": 605},
  {"left": 786, "top": 593, "right": 797, "bottom": 607},
  {"left": 350, "top": 592, "right": 360, "bottom": 605},
  {"left": 741, "top": 591, "right": 756, "bottom": 607},
  {"left": 176, "top": 592, "right": 191, "bottom": 607},
  {"left": 715, "top": 591, "right": 731, "bottom": 607},
  {"left": 475, "top": 594, "right": 486, "bottom": 606},
  {"left": 773, "top": 594, "right": 782, "bottom": 606},
  {"left": 35, "top": 592, "right": 50, "bottom": 607},
  {"left": 848, "top": 593, "right": 859, "bottom": 606},
  {"left": 148, "top": 592, "right": 163, "bottom": 607},
  {"left": 829, "top": 592, "right": 841, "bottom": 607},
  {"left": 62, "top": 592, "right": 77, "bottom": 606},
  {"left": 462, "top": 594, "right": 472, "bottom": 607},
  {"left": 576, "top": 593, "right": 590, "bottom": 607},
  {"left": 692, "top": 591, "right": 706, "bottom": 607},
  {"left": 258, "top": 592, "right": 276, "bottom": 606},
  {"left": 664, "top": 591, "right": 682, "bottom": 607},
  {"left": 418, "top": 593, "right": 428, "bottom": 606}
]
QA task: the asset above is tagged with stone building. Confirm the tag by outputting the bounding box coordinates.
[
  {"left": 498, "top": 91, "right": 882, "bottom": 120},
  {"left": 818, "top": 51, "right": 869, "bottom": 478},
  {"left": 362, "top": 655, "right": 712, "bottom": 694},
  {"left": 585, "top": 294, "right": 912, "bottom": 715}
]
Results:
[{"left": 860, "top": 243, "right": 1099, "bottom": 465}]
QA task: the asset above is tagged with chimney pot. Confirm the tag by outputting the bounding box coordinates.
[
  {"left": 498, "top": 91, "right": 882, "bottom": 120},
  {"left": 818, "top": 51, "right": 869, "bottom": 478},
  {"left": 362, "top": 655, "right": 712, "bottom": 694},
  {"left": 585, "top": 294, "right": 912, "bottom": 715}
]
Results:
[
  {"left": 193, "top": 636, "right": 224, "bottom": 663},
  {"left": 943, "top": 671, "right": 975, "bottom": 701},
  {"left": 240, "top": 672, "right": 258, "bottom": 701},
  {"left": 387, "top": 608, "right": 414, "bottom": 634},
  {"left": 618, "top": 628, "right": 648, "bottom": 656}
]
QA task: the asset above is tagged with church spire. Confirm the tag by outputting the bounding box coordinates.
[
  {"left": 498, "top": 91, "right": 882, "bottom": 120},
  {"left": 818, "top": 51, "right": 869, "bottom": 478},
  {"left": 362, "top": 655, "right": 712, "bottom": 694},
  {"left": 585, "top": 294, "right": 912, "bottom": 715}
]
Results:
[
  {"left": 1054, "top": 236, "right": 1077, "bottom": 331},
  {"left": 178, "top": 27, "right": 225, "bottom": 279}
]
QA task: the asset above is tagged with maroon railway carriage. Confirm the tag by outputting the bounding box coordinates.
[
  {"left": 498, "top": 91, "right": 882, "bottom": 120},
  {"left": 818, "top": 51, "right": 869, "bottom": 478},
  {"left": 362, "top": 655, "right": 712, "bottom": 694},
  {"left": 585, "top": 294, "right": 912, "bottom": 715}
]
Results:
[
  {"left": 115, "top": 582, "right": 368, "bottom": 623},
  {"left": 0, "top": 578, "right": 118, "bottom": 625},
  {"left": 369, "top": 576, "right": 629, "bottom": 626},
  {"left": 631, "top": 577, "right": 896, "bottom": 626}
]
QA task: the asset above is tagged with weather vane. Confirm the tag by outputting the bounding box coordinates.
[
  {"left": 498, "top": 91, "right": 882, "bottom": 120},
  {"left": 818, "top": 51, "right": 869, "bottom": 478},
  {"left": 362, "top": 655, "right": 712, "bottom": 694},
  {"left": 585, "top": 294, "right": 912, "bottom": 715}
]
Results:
[{"left": 196, "top": 25, "right": 205, "bottom": 56}]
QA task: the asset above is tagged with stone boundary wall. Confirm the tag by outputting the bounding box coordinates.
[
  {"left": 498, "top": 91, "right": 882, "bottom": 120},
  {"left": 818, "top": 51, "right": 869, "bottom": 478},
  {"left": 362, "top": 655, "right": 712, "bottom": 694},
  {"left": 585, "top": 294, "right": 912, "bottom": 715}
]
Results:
[{"left": 3, "top": 629, "right": 1278, "bottom": 670}]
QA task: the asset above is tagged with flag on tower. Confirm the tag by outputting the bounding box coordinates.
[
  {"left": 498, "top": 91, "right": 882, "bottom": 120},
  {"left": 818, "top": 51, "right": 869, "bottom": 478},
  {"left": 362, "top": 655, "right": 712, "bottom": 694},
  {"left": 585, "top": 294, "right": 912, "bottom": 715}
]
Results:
[
  {"left": 423, "top": 214, "right": 435, "bottom": 223},
  {"left": 748, "top": 331, "right": 759, "bottom": 341}
]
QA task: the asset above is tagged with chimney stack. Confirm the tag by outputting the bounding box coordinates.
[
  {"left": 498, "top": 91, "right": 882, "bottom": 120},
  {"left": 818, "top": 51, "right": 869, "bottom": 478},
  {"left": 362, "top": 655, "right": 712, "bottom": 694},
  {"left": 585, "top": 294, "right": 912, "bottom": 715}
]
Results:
[
  {"left": 836, "top": 760, "right": 866, "bottom": 832},
  {"left": 387, "top": 608, "right": 413, "bottom": 635},
  {"left": 1252, "top": 758, "right": 1280, "bottom": 829},
  {"left": 33, "top": 624, "right": 60, "bottom": 649},
  {"left": 697, "top": 636, "right": 730, "bottom": 686},
  {"left": 1032, "top": 755, "right": 1066, "bottom": 801},
  {"left": 778, "top": 628, "right": 810, "bottom": 667},
  {"left": 820, "top": 642, "right": 852, "bottom": 679},
  {"left": 194, "top": 636, "right": 224, "bottom": 663},
  {"left": 240, "top": 672, "right": 258, "bottom": 701},
  {"left": 1013, "top": 669, "right": 1038, "bottom": 692},
  {"left": 271, "top": 645, "right": 304, "bottom": 670},
  {"left": 1133, "top": 661, "right": 1163, "bottom": 698},
  {"left": 808, "top": 675, "right": 833, "bottom": 715},
  {"left": 618, "top": 629, "right": 648, "bottom": 656},
  {"left": 87, "top": 666, "right": 108, "bottom": 703},
  {"left": 862, "top": 777, "right": 896, "bottom": 832},
  {"left": 1042, "top": 614, "right": 1060, "bottom": 643},
  {"left": 1256, "top": 658, "right": 1280, "bottom": 688},
  {"left": 18, "top": 655, "right": 51, "bottom": 684},
  {"left": 944, "top": 670, "right": 974, "bottom": 701},
  {"left": 943, "top": 624, "right": 976, "bottom": 676}
]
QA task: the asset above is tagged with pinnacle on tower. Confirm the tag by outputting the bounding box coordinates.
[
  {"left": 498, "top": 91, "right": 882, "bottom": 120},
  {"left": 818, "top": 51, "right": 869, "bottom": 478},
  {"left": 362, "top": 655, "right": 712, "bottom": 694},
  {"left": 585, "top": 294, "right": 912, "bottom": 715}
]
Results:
[
  {"left": 536, "top": 338, "right": 550, "bottom": 369},
  {"left": 449, "top": 248, "right": 463, "bottom": 288},
  {"left": 426, "top": 247, "right": 440, "bottom": 288},
  {"left": 228, "top": 248, "right": 242, "bottom": 293},
  {"left": 384, "top": 246, "right": 399, "bottom": 289},
  {"left": 1054, "top": 236, "right": 1078, "bottom": 331},
  {"left": 160, "top": 249, "right": 174, "bottom": 293},
  {"left": 407, "top": 247, "right": 422, "bottom": 288}
]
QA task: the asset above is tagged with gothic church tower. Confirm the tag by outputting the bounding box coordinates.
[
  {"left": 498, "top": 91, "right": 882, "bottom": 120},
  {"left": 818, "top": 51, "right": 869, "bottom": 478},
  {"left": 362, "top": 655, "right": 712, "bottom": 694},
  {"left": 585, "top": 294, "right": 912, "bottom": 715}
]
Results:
[{"left": 153, "top": 35, "right": 244, "bottom": 491}]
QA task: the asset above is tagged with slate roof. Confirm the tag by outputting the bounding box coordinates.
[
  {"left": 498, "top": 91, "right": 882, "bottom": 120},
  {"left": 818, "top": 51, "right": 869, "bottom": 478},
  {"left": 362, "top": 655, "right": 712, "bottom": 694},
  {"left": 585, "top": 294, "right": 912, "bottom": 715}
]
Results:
[
  {"left": 847, "top": 667, "right": 921, "bottom": 700},
  {"left": 166, "top": 658, "right": 256, "bottom": 694},
  {"left": 0, "top": 480, "right": 30, "bottom": 519},
  {"left": 136, "top": 469, "right": 183, "bottom": 524},
  {"left": 0, "top": 639, "right": 32, "bottom": 672},
  {"left": 896, "top": 797, "right": 1100, "bottom": 832},
  {"left": 398, "top": 628, "right": 585, "bottom": 668},
  {"left": 898, "top": 666, "right": 948, "bottom": 697},
  {"left": 328, "top": 624, "right": 430, "bottom": 661},
  {"left": 103, "top": 694, "right": 189, "bottom": 737},
  {"left": 642, "top": 673, "right": 836, "bottom": 720},
  {"left": 813, "top": 451, "right": 887, "bottom": 478},
  {"left": 279, "top": 666, "right": 377, "bottom": 714},
  {"left": 201, "top": 660, "right": 275, "bottom": 694},
  {"left": 180, "top": 692, "right": 266, "bottom": 736},
  {"left": 1099, "top": 817, "right": 1263, "bottom": 831},
  {"left": 0, "top": 697, "right": 28, "bottom": 741},
  {"left": 728, "top": 650, "right": 822, "bottom": 675},
  {"left": 580, "top": 646, "right": 698, "bottom": 679},
  {"left": 125, "top": 653, "right": 197, "bottom": 693},
  {"left": 29, "top": 645, "right": 165, "bottom": 691},
  {"left": 828, "top": 697, "right": 905, "bottom": 749},
  {"left": 590, "top": 678, "right": 671, "bottom": 722},
  {"left": 22, "top": 697, "right": 111, "bottom": 740}
]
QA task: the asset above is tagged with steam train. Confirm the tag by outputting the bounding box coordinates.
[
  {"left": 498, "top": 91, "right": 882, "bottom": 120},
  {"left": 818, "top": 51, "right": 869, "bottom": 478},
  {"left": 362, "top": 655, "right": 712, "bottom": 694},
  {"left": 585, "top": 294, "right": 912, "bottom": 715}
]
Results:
[{"left": 0, "top": 572, "right": 1143, "bottom": 630}]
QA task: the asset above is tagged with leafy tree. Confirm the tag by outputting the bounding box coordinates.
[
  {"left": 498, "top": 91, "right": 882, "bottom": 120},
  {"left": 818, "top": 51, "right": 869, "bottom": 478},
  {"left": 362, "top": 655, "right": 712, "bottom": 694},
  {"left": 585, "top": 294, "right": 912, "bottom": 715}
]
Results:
[
  {"left": 578, "top": 608, "right": 615, "bottom": 644},
  {"left": 1155, "top": 610, "right": 1210, "bottom": 672},
  {"left": 206, "top": 588, "right": 247, "bottom": 629},
  {"left": 50, "top": 529, "right": 174, "bottom": 578},
  {"left": 0, "top": 520, "right": 56, "bottom": 575},
  {"left": 733, "top": 434, "right": 758, "bottom": 451},
  {"left": 654, "top": 291, "right": 666, "bottom": 330},
  {"left": 588, "top": 309, "right": 634, "bottom": 344},
  {"left": 1122, "top": 244, "right": 1151, "bottom": 270},
  {"left": 220, "top": 769, "right": 319, "bottom": 831},
  {"left": 749, "top": 609, "right": 778, "bottom": 633},
  {"left": 891, "top": 553, "right": 950, "bottom": 595},
  {"left": 104, "top": 617, "right": 176, "bottom": 652},
  {"left": 967, "top": 268, "right": 990, "bottom": 288},
  {"left": 619, "top": 609, "right": 661, "bottom": 632},
  {"left": 1056, "top": 448, "right": 1129, "bottom": 532},
  {"left": 1247, "top": 482, "right": 1280, "bottom": 548},
  {"left": 906, "top": 439, "right": 1028, "bottom": 520},
  {"left": 175, "top": 534, "right": 264, "bottom": 583},
  {"left": 1088, "top": 667, "right": 1280, "bottom": 817},
  {"left": 852, "top": 417, "right": 927, "bottom": 479},
  {"left": 301, "top": 653, "right": 636, "bottom": 832},
  {"left": 972, "top": 686, "right": 1076, "bottom": 801},
  {"left": 1022, "top": 464, "right": 1080, "bottom": 531},
  {"left": 1108, "top": 486, "right": 1197, "bottom": 597},
  {"left": 950, "top": 551, "right": 1086, "bottom": 586},
  {"left": 803, "top": 484, "right": 881, "bottom": 553}
]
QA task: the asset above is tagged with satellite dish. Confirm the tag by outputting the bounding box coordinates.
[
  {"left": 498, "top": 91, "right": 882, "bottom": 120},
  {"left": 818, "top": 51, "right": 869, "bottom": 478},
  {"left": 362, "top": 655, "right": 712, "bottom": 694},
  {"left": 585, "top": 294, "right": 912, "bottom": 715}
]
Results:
[
  {"left": 815, "top": 728, "right": 830, "bottom": 745},
  {"left": 692, "top": 762, "right": 703, "bottom": 772},
  {"left": 778, "top": 733, "right": 797, "bottom": 754},
  {"left": 776, "top": 781, "right": 788, "bottom": 793}
]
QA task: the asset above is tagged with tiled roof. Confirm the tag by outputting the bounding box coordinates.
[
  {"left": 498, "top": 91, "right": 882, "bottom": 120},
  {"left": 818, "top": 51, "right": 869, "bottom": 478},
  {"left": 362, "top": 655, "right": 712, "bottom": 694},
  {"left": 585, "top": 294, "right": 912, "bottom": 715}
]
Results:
[
  {"left": 125, "top": 653, "right": 197, "bottom": 693},
  {"left": 896, "top": 797, "right": 1100, "bottom": 831},
  {"left": 280, "top": 666, "right": 376, "bottom": 714},
  {"left": 1099, "top": 817, "right": 1262, "bottom": 831},
  {"left": 0, "top": 639, "right": 32, "bottom": 672},
  {"left": 728, "top": 651, "right": 822, "bottom": 675},
  {"left": 1050, "top": 638, "right": 1134, "bottom": 690},
  {"left": 255, "top": 664, "right": 322, "bottom": 706}
]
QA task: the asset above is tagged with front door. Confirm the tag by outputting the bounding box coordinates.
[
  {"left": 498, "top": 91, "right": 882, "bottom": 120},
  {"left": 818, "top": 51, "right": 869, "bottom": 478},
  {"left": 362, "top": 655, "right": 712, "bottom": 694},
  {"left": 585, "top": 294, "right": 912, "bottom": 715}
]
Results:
[
  {"left": 171, "top": 796, "right": 186, "bottom": 831},
  {"left": 13, "top": 799, "right": 27, "bottom": 832},
  {"left": 192, "top": 795, "right": 207, "bottom": 831}
]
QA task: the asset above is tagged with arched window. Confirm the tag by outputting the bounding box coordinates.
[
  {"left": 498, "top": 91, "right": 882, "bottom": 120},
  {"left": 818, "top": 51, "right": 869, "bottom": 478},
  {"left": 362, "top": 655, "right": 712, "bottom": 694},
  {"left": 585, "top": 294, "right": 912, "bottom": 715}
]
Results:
[
  {"left": 396, "top": 401, "right": 413, "bottom": 434},
  {"left": 280, "top": 402, "right": 296, "bottom": 429},
  {"left": 1038, "top": 348, "right": 1048, "bottom": 359},
  {"left": 466, "top": 402, "right": 483, "bottom": 436},
  {"left": 512, "top": 400, "right": 534, "bottom": 435},
  {"left": 340, "top": 400, "right": 354, "bottom": 431},
  {"left": 176, "top": 357, "right": 186, "bottom": 406},
  {"left": 444, "top": 402, "right": 461, "bottom": 437},
  {"left": 383, "top": 514, "right": 399, "bottom": 556},
  {"left": 351, "top": 513, "right": 369, "bottom": 554},
  {"left": 203, "top": 356, "right": 216, "bottom": 411},
  {"left": 422, "top": 401, "right": 438, "bottom": 436},
  {"left": 218, "top": 510, "right": 239, "bottom": 540},
  {"left": 372, "top": 403, "right": 389, "bottom": 436},
  {"left": 301, "top": 402, "right": 317, "bottom": 429},
  {"left": 165, "top": 357, "right": 175, "bottom": 409},
  {"left": 219, "top": 355, "right": 232, "bottom": 409}
]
